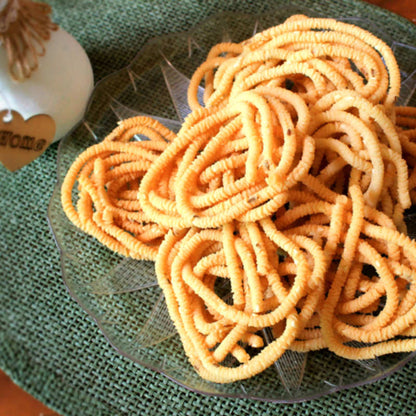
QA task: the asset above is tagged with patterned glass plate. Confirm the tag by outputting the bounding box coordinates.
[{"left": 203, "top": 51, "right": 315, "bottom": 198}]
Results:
[{"left": 48, "top": 9, "right": 416, "bottom": 403}]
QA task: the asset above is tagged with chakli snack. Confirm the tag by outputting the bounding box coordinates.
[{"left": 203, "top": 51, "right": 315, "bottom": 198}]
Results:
[
  {"left": 396, "top": 106, "right": 416, "bottom": 204},
  {"left": 274, "top": 186, "right": 416, "bottom": 358},
  {"left": 156, "top": 216, "right": 327, "bottom": 383},
  {"left": 61, "top": 15, "right": 416, "bottom": 383},
  {"left": 139, "top": 86, "right": 315, "bottom": 228},
  {"left": 61, "top": 116, "right": 175, "bottom": 261},
  {"left": 156, "top": 185, "right": 416, "bottom": 382},
  {"left": 188, "top": 14, "right": 399, "bottom": 110}
]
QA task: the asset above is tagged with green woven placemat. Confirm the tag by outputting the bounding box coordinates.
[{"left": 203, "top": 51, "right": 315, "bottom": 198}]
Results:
[{"left": 1, "top": 0, "right": 416, "bottom": 415}]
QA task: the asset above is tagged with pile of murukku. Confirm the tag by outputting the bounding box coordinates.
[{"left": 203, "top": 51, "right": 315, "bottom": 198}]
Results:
[{"left": 62, "top": 15, "right": 416, "bottom": 383}]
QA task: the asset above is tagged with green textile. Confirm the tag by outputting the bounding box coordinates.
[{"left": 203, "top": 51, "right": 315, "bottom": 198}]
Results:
[{"left": 1, "top": 0, "right": 416, "bottom": 415}]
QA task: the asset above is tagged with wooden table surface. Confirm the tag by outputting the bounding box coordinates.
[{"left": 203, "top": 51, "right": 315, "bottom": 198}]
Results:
[
  {"left": 366, "top": 0, "right": 416, "bottom": 23},
  {"left": 1, "top": 1, "right": 415, "bottom": 415}
]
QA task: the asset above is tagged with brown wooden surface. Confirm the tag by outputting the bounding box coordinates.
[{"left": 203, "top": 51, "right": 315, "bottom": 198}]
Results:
[
  {"left": 1, "top": 1, "right": 415, "bottom": 415},
  {"left": 364, "top": 0, "right": 416, "bottom": 23},
  {"left": 0, "top": 371, "right": 59, "bottom": 416}
]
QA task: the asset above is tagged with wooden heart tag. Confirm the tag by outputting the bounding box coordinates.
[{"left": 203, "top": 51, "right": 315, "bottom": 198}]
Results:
[{"left": 0, "top": 109, "right": 56, "bottom": 171}]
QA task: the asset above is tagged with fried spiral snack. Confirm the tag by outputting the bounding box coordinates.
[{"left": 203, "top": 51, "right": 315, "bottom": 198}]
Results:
[
  {"left": 396, "top": 106, "right": 416, "bottom": 204},
  {"left": 61, "top": 15, "right": 416, "bottom": 383},
  {"left": 139, "top": 86, "right": 315, "bottom": 229},
  {"left": 276, "top": 186, "right": 416, "bottom": 358},
  {"left": 61, "top": 116, "right": 175, "bottom": 261},
  {"left": 156, "top": 216, "right": 327, "bottom": 383},
  {"left": 156, "top": 185, "right": 416, "bottom": 382},
  {"left": 188, "top": 14, "right": 400, "bottom": 110}
]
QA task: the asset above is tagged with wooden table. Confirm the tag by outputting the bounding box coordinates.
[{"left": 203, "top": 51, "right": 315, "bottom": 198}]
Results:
[
  {"left": 0, "top": 371, "right": 59, "bottom": 416},
  {"left": 1, "top": 1, "right": 415, "bottom": 414},
  {"left": 366, "top": 0, "right": 416, "bottom": 23}
]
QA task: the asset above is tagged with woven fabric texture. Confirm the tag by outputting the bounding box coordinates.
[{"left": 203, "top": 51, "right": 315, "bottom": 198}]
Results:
[{"left": 1, "top": 0, "right": 416, "bottom": 415}]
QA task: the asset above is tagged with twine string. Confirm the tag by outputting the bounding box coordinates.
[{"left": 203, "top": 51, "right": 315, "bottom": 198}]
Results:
[{"left": 0, "top": 0, "right": 58, "bottom": 80}]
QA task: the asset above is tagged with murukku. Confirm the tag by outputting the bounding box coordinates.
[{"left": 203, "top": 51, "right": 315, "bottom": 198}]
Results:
[
  {"left": 308, "top": 90, "right": 410, "bottom": 212},
  {"left": 61, "top": 15, "right": 416, "bottom": 383},
  {"left": 273, "top": 186, "right": 416, "bottom": 357},
  {"left": 139, "top": 86, "right": 314, "bottom": 229},
  {"left": 155, "top": 217, "right": 327, "bottom": 382},
  {"left": 61, "top": 116, "right": 174, "bottom": 261},
  {"left": 396, "top": 106, "right": 416, "bottom": 204},
  {"left": 188, "top": 15, "right": 399, "bottom": 111}
]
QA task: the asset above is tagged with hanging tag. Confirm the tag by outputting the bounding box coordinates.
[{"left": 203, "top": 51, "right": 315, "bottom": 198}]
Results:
[{"left": 0, "top": 109, "right": 56, "bottom": 172}]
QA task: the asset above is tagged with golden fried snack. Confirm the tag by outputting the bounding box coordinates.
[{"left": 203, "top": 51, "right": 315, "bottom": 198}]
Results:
[
  {"left": 278, "top": 186, "right": 416, "bottom": 357},
  {"left": 396, "top": 106, "right": 416, "bottom": 204},
  {"left": 189, "top": 15, "right": 399, "bottom": 111},
  {"left": 61, "top": 15, "right": 416, "bottom": 384},
  {"left": 309, "top": 90, "right": 410, "bottom": 218},
  {"left": 139, "top": 86, "right": 315, "bottom": 229},
  {"left": 155, "top": 217, "right": 327, "bottom": 383},
  {"left": 61, "top": 116, "right": 174, "bottom": 261}
]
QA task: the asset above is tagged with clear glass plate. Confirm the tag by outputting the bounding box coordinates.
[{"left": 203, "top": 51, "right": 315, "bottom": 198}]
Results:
[{"left": 48, "top": 10, "right": 416, "bottom": 403}]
